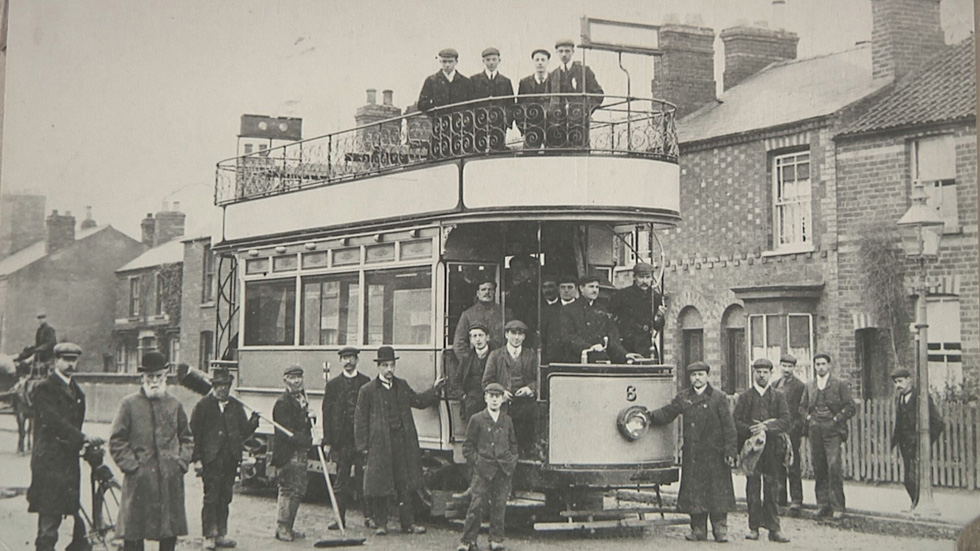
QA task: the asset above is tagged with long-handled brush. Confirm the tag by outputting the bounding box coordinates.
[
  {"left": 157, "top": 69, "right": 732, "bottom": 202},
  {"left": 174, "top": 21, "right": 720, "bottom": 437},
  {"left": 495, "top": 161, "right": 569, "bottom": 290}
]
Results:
[{"left": 312, "top": 422, "right": 366, "bottom": 548}]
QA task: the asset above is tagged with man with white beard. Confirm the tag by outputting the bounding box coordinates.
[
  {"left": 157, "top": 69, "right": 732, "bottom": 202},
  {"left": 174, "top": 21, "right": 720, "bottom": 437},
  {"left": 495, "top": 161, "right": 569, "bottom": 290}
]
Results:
[{"left": 110, "top": 352, "right": 194, "bottom": 551}]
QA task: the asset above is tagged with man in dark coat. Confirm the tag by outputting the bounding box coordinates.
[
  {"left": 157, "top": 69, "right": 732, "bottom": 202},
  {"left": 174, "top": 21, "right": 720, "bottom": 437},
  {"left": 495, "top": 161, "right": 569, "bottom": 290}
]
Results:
[
  {"left": 453, "top": 277, "right": 510, "bottom": 362},
  {"left": 537, "top": 272, "right": 560, "bottom": 365},
  {"left": 418, "top": 48, "right": 474, "bottom": 158},
  {"left": 482, "top": 320, "right": 540, "bottom": 458},
  {"left": 890, "top": 367, "right": 944, "bottom": 508},
  {"left": 109, "top": 352, "right": 194, "bottom": 551},
  {"left": 734, "top": 359, "right": 791, "bottom": 543},
  {"left": 555, "top": 273, "right": 636, "bottom": 365},
  {"left": 771, "top": 353, "right": 806, "bottom": 514},
  {"left": 354, "top": 346, "right": 445, "bottom": 535},
  {"left": 34, "top": 312, "right": 58, "bottom": 371},
  {"left": 610, "top": 263, "right": 665, "bottom": 360},
  {"left": 799, "top": 353, "right": 856, "bottom": 520},
  {"left": 190, "top": 367, "right": 260, "bottom": 550},
  {"left": 458, "top": 324, "right": 495, "bottom": 420},
  {"left": 28, "top": 343, "right": 103, "bottom": 551},
  {"left": 516, "top": 48, "right": 552, "bottom": 149},
  {"left": 469, "top": 47, "right": 515, "bottom": 152},
  {"left": 271, "top": 364, "right": 313, "bottom": 542},
  {"left": 648, "top": 362, "right": 737, "bottom": 542},
  {"left": 321, "top": 347, "right": 371, "bottom": 529},
  {"left": 546, "top": 39, "right": 603, "bottom": 148}
]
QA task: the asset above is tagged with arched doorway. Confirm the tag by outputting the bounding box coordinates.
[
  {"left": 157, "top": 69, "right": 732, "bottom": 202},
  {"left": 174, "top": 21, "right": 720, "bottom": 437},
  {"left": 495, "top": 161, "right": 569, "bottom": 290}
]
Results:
[
  {"left": 678, "top": 306, "right": 703, "bottom": 389},
  {"left": 721, "top": 304, "right": 746, "bottom": 393}
]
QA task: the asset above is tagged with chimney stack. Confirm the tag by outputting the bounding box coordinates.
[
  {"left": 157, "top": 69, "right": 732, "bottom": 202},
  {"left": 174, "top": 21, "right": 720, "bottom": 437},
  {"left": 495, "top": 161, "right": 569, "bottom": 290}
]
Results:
[
  {"left": 355, "top": 87, "right": 403, "bottom": 142},
  {"left": 720, "top": 25, "right": 798, "bottom": 91},
  {"left": 366, "top": 89, "right": 377, "bottom": 105},
  {"left": 651, "top": 23, "right": 717, "bottom": 118},
  {"left": 871, "top": 0, "right": 944, "bottom": 81},
  {"left": 382, "top": 90, "right": 394, "bottom": 106},
  {"left": 771, "top": 0, "right": 788, "bottom": 31},
  {"left": 141, "top": 213, "right": 155, "bottom": 247},
  {"left": 80, "top": 205, "right": 97, "bottom": 230},
  {"left": 45, "top": 209, "right": 76, "bottom": 254},
  {"left": 153, "top": 204, "right": 186, "bottom": 246}
]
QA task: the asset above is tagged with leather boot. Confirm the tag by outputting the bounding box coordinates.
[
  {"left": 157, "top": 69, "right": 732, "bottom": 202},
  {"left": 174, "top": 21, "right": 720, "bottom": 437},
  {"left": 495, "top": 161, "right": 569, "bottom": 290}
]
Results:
[{"left": 712, "top": 516, "right": 729, "bottom": 543}]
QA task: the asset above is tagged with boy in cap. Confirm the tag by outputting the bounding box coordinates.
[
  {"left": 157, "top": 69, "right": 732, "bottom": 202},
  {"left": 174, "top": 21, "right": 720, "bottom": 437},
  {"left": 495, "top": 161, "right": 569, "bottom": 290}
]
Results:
[
  {"left": 546, "top": 39, "right": 603, "bottom": 147},
  {"left": 483, "top": 320, "right": 539, "bottom": 458},
  {"left": 418, "top": 47, "right": 474, "bottom": 158},
  {"left": 733, "top": 359, "right": 791, "bottom": 543},
  {"left": 190, "top": 367, "right": 260, "bottom": 550},
  {"left": 271, "top": 365, "right": 313, "bottom": 541},
  {"left": 516, "top": 48, "right": 552, "bottom": 148},
  {"left": 771, "top": 353, "right": 806, "bottom": 513},
  {"left": 458, "top": 383, "right": 518, "bottom": 551},
  {"left": 470, "top": 47, "right": 515, "bottom": 151},
  {"left": 321, "top": 347, "right": 371, "bottom": 529},
  {"left": 610, "top": 262, "right": 666, "bottom": 361},
  {"left": 890, "top": 367, "right": 943, "bottom": 508}
]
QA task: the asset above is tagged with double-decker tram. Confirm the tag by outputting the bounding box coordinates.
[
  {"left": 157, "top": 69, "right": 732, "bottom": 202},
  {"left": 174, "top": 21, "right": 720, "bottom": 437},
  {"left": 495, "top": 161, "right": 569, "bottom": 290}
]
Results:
[{"left": 210, "top": 86, "right": 683, "bottom": 530}]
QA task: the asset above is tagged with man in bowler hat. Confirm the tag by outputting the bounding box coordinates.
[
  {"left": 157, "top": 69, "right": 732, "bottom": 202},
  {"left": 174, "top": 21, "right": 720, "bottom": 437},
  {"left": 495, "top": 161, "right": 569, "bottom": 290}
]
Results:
[
  {"left": 418, "top": 48, "right": 474, "bottom": 158},
  {"left": 891, "top": 367, "right": 944, "bottom": 508},
  {"left": 470, "top": 47, "right": 515, "bottom": 151},
  {"left": 354, "top": 346, "right": 445, "bottom": 535},
  {"left": 190, "top": 367, "right": 260, "bottom": 550}
]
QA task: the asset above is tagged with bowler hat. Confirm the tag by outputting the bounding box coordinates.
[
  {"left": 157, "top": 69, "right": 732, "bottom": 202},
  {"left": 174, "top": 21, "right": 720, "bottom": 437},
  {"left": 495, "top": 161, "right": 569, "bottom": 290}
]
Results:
[
  {"left": 891, "top": 367, "right": 912, "bottom": 379},
  {"left": 481, "top": 47, "right": 500, "bottom": 58},
  {"left": 468, "top": 322, "right": 490, "bottom": 335},
  {"left": 139, "top": 351, "right": 169, "bottom": 373},
  {"left": 283, "top": 364, "right": 304, "bottom": 376},
  {"left": 813, "top": 353, "right": 832, "bottom": 363},
  {"left": 54, "top": 342, "right": 82, "bottom": 359},
  {"left": 555, "top": 39, "right": 575, "bottom": 48},
  {"left": 751, "top": 358, "right": 774, "bottom": 370},
  {"left": 211, "top": 367, "right": 234, "bottom": 385},
  {"left": 632, "top": 262, "right": 654, "bottom": 276},
  {"left": 438, "top": 48, "right": 459, "bottom": 59},
  {"left": 374, "top": 346, "right": 399, "bottom": 363},
  {"left": 531, "top": 48, "right": 551, "bottom": 59},
  {"left": 338, "top": 346, "right": 360, "bottom": 358},
  {"left": 559, "top": 273, "right": 578, "bottom": 284},
  {"left": 504, "top": 320, "right": 528, "bottom": 333},
  {"left": 484, "top": 383, "right": 506, "bottom": 395},
  {"left": 685, "top": 361, "right": 710, "bottom": 375},
  {"left": 780, "top": 353, "right": 797, "bottom": 365}
]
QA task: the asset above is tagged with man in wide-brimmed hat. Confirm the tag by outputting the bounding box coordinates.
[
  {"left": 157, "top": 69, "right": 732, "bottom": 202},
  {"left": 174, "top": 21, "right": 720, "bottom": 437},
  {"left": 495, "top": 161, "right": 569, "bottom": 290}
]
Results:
[
  {"left": 110, "top": 352, "right": 194, "bottom": 551},
  {"left": 354, "top": 346, "right": 445, "bottom": 535},
  {"left": 190, "top": 367, "right": 260, "bottom": 550}
]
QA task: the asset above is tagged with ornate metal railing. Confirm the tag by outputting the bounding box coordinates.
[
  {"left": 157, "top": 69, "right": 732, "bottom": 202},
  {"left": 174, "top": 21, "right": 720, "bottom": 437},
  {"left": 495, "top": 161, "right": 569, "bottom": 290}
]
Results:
[{"left": 215, "top": 94, "right": 677, "bottom": 205}]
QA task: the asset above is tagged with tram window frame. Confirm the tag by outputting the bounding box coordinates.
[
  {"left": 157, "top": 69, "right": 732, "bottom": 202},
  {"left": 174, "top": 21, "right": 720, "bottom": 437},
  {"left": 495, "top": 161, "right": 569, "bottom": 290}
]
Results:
[
  {"left": 243, "top": 278, "right": 297, "bottom": 346},
  {"left": 364, "top": 266, "right": 433, "bottom": 347},
  {"left": 300, "top": 272, "right": 360, "bottom": 346}
]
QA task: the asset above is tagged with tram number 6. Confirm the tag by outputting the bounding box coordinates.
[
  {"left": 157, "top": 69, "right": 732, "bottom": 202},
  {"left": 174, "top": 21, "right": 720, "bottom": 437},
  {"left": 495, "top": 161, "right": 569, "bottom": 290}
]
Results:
[{"left": 625, "top": 385, "right": 637, "bottom": 402}]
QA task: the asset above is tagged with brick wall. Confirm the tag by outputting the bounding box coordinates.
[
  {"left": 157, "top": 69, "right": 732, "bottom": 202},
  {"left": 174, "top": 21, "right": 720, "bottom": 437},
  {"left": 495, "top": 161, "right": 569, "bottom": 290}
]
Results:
[
  {"left": 720, "top": 26, "right": 798, "bottom": 91},
  {"left": 179, "top": 237, "right": 218, "bottom": 371},
  {"left": 651, "top": 24, "right": 716, "bottom": 118}
]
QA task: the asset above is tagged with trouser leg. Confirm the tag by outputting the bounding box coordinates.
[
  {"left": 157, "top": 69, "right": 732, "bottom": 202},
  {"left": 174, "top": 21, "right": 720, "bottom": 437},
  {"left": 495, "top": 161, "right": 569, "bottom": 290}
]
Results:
[
  {"left": 201, "top": 458, "right": 223, "bottom": 537},
  {"left": 809, "top": 426, "right": 830, "bottom": 510},
  {"left": 158, "top": 537, "right": 177, "bottom": 551},
  {"left": 35, "top": 512, "right": 62, "bottom": 551},
  {"left": 389, "top": 429, "right": 415, "bottom": 529},
  {"left": 689, "top": 512, "right": 708, "bottom": 538},
  {"left": 333, "top": 446, "right": 354, "bottom": 523},
  {"left": 761, "top": 473, "right": 782, "bottom": 531},
  {"left": 461, "top": 472, "right": 488, "bottom": 544},
  {"left": 788, "top": 434, "right": 803, "bottom": 504},
  {"left": 901, "top": 444, "right": 918, "bottom": 506},
  {"left": 276, "top": 455, "right": 307, "bottom": 531},
  {"left": 710, "top": 512, "right": 728, "bottom": 540},
  {"left": 822, "top": 433, "right": 845, "bottom": 512},
  {"left": 371, "top": 497, "right": 390, "bottom": 528},
  {"left": 488, "top": 471, "right": 511, "bottom": 543},
  {"left": 746, "top": 474, "right": 763, "bottom": 530},
  {"left": 511, "top": 401, "right": 537, "bottom": 459},
  {"left": 122, "top": 540, "right": 144, "bottom": 551}
]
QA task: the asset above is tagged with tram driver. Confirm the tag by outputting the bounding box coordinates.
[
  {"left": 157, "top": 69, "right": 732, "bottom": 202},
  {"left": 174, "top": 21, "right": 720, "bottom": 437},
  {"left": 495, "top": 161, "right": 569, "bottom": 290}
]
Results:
[
  {"left": 555, "top": 273, "right": 640, "bottom": 365},
  {"left": 610, "top": 262, "right": 666, "bottom": 361}
]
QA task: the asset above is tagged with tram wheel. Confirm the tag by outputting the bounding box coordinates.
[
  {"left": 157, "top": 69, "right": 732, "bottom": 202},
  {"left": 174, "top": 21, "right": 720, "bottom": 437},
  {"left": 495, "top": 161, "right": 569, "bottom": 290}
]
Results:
[{"left": 418, "top": 452, "right": 465, "bottom": 517}]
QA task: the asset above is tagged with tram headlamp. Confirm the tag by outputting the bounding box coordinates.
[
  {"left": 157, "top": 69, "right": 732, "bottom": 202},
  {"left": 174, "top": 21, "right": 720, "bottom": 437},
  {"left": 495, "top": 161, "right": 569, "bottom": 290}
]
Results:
[{"left": 616, "top": 406, "right": 651, "bottom": 441}]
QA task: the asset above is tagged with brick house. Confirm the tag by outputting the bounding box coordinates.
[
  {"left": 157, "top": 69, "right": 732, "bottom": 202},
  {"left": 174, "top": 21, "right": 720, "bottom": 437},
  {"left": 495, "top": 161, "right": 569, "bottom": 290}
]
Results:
[{"left": 178, "top": 235, "right": 220, "bottom": 371}]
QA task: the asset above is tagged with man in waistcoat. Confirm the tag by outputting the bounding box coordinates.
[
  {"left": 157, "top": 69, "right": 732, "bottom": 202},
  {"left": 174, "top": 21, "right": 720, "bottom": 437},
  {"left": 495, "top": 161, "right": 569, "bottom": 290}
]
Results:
[{"left": 482, "top": 320, "right": 540, "bottom": 458}]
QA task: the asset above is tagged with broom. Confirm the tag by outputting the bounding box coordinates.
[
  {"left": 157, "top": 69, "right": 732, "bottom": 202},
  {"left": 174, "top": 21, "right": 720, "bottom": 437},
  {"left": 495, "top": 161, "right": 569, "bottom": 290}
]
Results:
[{"left": 312, "top": 418, "right": 366, "bottom": 547}]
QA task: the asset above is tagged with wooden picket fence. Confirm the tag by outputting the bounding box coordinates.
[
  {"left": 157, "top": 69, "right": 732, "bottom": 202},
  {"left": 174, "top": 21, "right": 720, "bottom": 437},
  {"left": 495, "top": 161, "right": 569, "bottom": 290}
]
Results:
[{"left": 674, "top": 397, "right": 980, "bottom": 490}]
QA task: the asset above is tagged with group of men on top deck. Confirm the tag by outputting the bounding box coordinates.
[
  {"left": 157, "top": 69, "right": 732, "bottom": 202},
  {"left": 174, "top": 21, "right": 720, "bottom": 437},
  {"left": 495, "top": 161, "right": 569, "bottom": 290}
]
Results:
[{"left": 417, "top": 39, "right": 604, "bottom": 153}]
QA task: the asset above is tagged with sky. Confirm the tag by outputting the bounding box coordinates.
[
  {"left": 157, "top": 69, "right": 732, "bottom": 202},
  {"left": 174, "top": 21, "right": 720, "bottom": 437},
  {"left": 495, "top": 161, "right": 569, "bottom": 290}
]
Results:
[{"left": 0, "top": 0, "right": 974, "bottom": 241}]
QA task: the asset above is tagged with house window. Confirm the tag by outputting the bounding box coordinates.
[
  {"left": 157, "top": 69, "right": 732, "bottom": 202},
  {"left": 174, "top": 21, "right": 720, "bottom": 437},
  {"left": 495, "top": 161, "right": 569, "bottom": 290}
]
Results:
[
  {"left": 772, "top": 151, "right": 812, "bottom": 251},
  {"left": 169, "top": 338, "right": 180, "bottom": 365},
  {"left": 200, "top": 331, "right": 214, "bottom": 369},
  {"left": 129, "top": 277, "right": 141, "bottom": 317},
  {"left": 912, "top": 135, "right": 958, "bottom": 233},
  {"left": 301, "top": 273, "right": 360, "bottom": 345},
  {"left": 202, "top": 245, "right": 215, "bottom": 303},
  {"left": 926, "top": 297, "right": 962, "bottom": 391},
  {"left": 365, "top": 267, "right": 432, "bottom": 346},
  {"left": 243, "top": 279, "right": 296, "bottom": 346},
  {"left": 749, "top": 313, "right": 814, "bottom": 381},
  {"left": 155, "top": 273, "right": 165, "bottom": 316}
]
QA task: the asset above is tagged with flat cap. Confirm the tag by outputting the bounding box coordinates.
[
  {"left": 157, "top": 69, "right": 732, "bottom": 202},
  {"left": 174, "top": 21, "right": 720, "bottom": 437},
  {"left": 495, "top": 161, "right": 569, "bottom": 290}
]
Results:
[
  {"left": 891, "top": 367, "right": 912, "bottom": 379},
  {"left": 438, "top": 48, "right": 459, "bottom": 59},
  {"left": 578, "top": 273, "right": 602, "bottom": 286},
  {"left": 504, "top": 319, "right": 528, "bottom": 333},
  {"left": 283, "top": 364, "right": 304, "bottom": 376},
  {"left": 468, "top": 322, "right": 490, "bottom": 335},
  {"left": 139, "top": 351, "right": 169, "bottom": 373},
  {"left": 338, "top": 346, "right": 360, "bottom": 357},
  {"left": 54, "top": 342, "right": 82, "bottom": 358},
  {"left": 531, "top": 48, "right": 551, "bottom": 59},
  {"left": 36, "top": 311, "right": 47, "bottom": 319},
  {"left": 481, "top": 47, "right": 500, "bottom": 58},
  {"left": 752, "top": 358, "right": 774, "bottom": 369},
  {"left": 484, "top": 382, "right": 506, "bottom": 395},
  {"left": 633, "top": 262, "right": 654, "bottom": 276},
  {"left": 555, "top": 38, "right": 575, "bottom": 48},
  {"left": 686, "top": 361, "right": 710, "bottom": 374},
  {"left": 779, "top": 353, "right": 797, "bottom": 365},
  {"left": 813, "top": 353, "right": 832, "bottom": 363},
  {"left": 211, "top": 367, "right": 234, "bottom": 384}
]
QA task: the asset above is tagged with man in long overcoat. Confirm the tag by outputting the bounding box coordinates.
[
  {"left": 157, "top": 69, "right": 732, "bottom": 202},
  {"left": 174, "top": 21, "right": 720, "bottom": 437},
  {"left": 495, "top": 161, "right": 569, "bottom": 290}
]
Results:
[
  {"left": 321, "top": 347, "right": 371, "bottom": 529},
  {"left": 418, "top": 48, "right": 474, "bottom": 158},
  {"left": 271, "top": 364, "right": 313, "bottom": 542},
  {"left": 109, "top": 352, "right": 194, "bottom": 551},
  {"left": 28, "top": 343, "right": 104, "bottom": 551},
  {"left": 354, "top": 346, "right": 445, "bottom": 535},
  {"left": 799, "top": 353, "right": 856, "bottom": 520},
  {"left": 546, "top": 39, "right": 603, "bottom": 148},
  {"left": 610, "top": 263, "right": 665, "bottom": 360},
  {"left": 189, "top": 367, "right": 260, "bottom": 549},
  {"left": 469, "top": 47, "right": 514, "bottom": 151},
  {"left": 733, "top": 359, "right": 791, "bottom": 543},
  {"left": 890, "top": 367, "right": 944, "bottom": 508},
  {"left": 648, "top": 362, "right": 737, "bottom": 542},
  {"left": 771, "top": 353, "right": 806, "bottom": 514},
  {"left": 555, "top": 274, "right": 635, "bottom": 365}
]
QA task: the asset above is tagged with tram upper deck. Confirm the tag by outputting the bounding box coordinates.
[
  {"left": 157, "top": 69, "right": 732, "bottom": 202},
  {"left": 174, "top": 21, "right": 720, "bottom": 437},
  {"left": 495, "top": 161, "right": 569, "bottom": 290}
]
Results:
[{"left": 214, "top": 94, "right": 680, "bottom": 245}]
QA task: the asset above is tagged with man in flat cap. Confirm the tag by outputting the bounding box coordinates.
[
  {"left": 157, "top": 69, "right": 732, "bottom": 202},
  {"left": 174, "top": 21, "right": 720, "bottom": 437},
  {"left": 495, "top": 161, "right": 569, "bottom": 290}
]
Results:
[
  {"left": 610, "top": 263, "right": 666, "bottom": 361},
  {"left": 516, "top": 48, "right": 552, "bottom": 148},
  {"left": 458, "top": 323, "right": 496, "bottom": 421},
  {"left": 483, "top": 320, "right": 540, "bottom": 458},
  {"left": 546, "top": 39, "right": 603, "bottom": 148},
  {"left": 453, "top": 277, "right": 511, "bottom": 363},
  {"left": 799, "top": 353, "right": 855, "bottom": 520},
  {"left": 110, "top": 352, "right": 194, "bottom": 551},
  {"left": 734, "top": 359, "right": 791, "bottom": 543},
  {"left": 355, "top": 346, "right": 445, "bottom": 535},
  {"left": 321, "top": 347, "right": 371, "bottom": 529},
  {"left": 28, "top": 343, "right": 104, "bottom": 551},
  {"left": 555, "top": 273, "right": 635, "bottom": 365},
  {"left": 771, "top": 353, "right": 806, "bottom": 514},
  {"left": 190, "top": 367, "right": 260, "bottom": 550},
  {"left": 890, "top": 367, "right": 944, "bottom": 508},
  {"left": 648, "top": 362, "right": 737, "bottom": 542},
  {"left": 270, "top": 364, "right": 313, "bottom": 541},
  {"left": 470, "top": 47, "right": 515, "bottom": 151},
  {"left": 34, "top": 312, "right": 58, "bottom": 373},
  {"left": 418, "top": 48, "right": 474, "bottom": 158}
]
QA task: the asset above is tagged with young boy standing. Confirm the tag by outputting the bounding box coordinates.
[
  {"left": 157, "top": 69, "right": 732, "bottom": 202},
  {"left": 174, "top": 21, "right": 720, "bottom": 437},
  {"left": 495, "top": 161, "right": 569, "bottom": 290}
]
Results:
[{"left": 458, "top": 383, "right": 518, "bottom": 551}]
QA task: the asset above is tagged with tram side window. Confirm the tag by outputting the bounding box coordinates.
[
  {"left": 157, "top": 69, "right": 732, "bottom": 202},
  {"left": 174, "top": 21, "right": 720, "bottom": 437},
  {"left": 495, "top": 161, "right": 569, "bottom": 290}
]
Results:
[
  {"left": 365, "top": 267, "right": 432, "bottom": 346},
  {"left": 244, "top": 279, "right": 296, "bottom": 346},
  {"left": 301, "top": 274, "right": 360, "bottom": 345}
]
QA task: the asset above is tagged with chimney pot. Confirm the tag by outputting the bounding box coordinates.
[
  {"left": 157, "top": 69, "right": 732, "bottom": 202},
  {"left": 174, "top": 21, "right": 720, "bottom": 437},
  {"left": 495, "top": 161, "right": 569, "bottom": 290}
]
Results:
[
  {"left": 366, "top": 89, "right": 377, "bottom": 104},
  {"left": 173, "top": 201, "right": 180, "bottom": 211},
  {"left": 85, "top": 206, "right": 92, "bottom": 219},
  {"left": 382, "top": 90, "right": 393, "bottom": 106}
]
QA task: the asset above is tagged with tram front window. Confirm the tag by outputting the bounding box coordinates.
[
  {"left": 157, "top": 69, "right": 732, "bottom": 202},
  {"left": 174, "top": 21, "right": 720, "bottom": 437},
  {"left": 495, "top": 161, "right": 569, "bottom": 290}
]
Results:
[
  {"left": 301, "top": 274, "right": 359, "bottom": 345},
  {"left": 244, "top": 279, "right": 296, "bottom": 346},
  {"left": 365, "top": 267, "right": 432, "bottom": 345}
]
